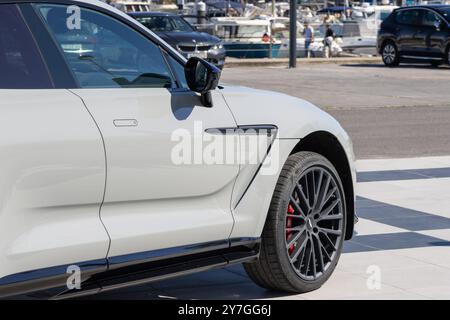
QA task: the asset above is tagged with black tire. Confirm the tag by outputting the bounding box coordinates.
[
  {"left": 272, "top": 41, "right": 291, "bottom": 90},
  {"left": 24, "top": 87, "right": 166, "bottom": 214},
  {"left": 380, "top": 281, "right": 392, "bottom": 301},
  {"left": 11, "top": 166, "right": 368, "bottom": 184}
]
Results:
[
  {"left": 244, "top": 151, "right": 346, "bottom": 293},
  {"left": 381, "top": 41, "right": 400, "bottom": 67}
]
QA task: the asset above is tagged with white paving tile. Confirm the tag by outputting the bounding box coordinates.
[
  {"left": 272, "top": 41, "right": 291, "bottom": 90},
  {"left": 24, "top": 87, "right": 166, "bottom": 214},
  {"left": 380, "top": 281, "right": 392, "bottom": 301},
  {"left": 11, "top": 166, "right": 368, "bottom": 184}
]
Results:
[
  {"left": 299, "top": 270, "right": 404, "bottom": 300},
  {"left": 393, "top": 247, "right": 450, "bottom": 269},
  {"left": 371, "top": 264, "right": 450, "bottom": 290},
  {"left": 408, "top": 286, "right": 450, "bottom": 300},
  {"left": 356, "top": 156, "right": 450, "bottom": 172},
  {"left": 337, "top": 250, "right": 430, "bottom": 274},
  {"left": 353, "top": 218, "right": 408, "bottom": 236},
  {"left": 342, "top": 291, "right": 431, "bottom": 300},
  {"left": 357, "top": 178, "right": 450, "bottom": 219}
]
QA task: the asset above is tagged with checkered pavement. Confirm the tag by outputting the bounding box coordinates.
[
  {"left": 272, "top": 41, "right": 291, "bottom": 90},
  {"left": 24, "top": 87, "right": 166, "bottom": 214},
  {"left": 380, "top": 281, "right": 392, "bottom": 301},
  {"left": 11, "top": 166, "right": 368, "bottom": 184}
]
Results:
[{"left": 88, "top": 156, "right": 450, "bottom": 300}]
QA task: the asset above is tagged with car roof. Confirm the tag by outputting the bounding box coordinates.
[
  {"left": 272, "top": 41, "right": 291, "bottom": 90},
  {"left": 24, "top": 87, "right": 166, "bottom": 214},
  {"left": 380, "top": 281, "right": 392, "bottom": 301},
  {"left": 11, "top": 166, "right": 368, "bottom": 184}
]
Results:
[
  {"left": 128, "top": 11, "right": 178, "bottom": 17},
  {"left": 396, "top": 4, "right": 450, "bottom": 11}
]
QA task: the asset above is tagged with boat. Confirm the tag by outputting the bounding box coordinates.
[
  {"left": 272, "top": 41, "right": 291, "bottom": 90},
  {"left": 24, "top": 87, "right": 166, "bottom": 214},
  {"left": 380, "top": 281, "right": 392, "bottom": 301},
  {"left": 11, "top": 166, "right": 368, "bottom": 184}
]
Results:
[
  {"left": 113, "top": 0, "right": 178, "bottom": 13},
  {"left": 113, "top": 0, "right": 153, "bottom": 12},
  {"left": 212, "top": 17, "right": 282, "bottom": 58},
  {"left": 351, "top": 3, "right": 399, "bottom": 34}
]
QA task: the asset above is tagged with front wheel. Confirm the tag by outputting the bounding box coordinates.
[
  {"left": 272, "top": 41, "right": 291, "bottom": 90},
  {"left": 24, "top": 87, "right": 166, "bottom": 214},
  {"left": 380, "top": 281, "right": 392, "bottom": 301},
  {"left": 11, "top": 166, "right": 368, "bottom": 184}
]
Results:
[
  {"left": 381, "top": 42, "right": 400, "bottom": 67},
  {"left": 244, "top": 151, "right": 346, "bottom": 293}
]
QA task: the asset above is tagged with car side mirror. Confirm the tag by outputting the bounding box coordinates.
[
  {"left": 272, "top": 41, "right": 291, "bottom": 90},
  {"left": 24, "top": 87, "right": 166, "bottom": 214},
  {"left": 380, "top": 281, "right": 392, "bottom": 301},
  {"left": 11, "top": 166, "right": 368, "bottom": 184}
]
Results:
[{"left": 184, "top": 57, "right": 221, "bottom": 108}]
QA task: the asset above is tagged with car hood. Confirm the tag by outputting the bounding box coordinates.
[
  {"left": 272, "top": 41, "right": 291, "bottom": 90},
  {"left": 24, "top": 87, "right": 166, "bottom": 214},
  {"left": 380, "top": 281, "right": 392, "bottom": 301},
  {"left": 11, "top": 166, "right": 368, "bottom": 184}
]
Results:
[{"left": 155, "top": 31, "right": 221, "bottom": 47}]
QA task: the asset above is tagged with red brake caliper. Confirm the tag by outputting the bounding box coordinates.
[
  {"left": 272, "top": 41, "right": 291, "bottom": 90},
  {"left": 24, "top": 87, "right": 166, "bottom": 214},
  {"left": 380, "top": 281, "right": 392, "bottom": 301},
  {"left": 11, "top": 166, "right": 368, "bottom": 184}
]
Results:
[{"left": 286, "top": 204, "right": 295, "bottom": 254}]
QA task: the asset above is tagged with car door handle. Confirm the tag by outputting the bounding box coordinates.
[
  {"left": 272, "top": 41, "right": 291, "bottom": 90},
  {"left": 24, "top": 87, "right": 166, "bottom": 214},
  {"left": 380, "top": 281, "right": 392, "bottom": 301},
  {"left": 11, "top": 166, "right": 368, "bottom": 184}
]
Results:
[{"left": 113, "top": 119, "right": 138, "bottom": 127}]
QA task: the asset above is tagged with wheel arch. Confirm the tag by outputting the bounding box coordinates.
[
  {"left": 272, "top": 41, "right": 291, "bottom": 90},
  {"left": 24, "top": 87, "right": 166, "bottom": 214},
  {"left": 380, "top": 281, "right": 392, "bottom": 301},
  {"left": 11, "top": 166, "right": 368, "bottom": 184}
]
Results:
[
  {"left": 444, "top": 41, "right": 450, "bottom": 58},
  {"left": 379, "top": 38, "right": 397, "bottom": 53},
  {"left": 290, "top": 131, "right": 355, "bottom": 240}
]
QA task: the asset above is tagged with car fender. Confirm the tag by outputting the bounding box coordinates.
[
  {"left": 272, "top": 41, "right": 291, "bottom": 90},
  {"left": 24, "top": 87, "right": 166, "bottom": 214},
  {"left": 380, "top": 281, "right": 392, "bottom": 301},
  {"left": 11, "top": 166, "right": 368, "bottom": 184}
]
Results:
[{"left": 219, "top": 86, "right": 356, "bottom": 238}]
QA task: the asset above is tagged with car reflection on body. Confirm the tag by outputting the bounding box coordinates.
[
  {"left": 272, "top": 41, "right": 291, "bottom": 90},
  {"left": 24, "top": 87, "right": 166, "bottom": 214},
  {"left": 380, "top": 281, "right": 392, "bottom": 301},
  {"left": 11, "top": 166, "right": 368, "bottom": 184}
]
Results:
[{"left": 129, "top": 11, "right": 226, "bottom": 69}]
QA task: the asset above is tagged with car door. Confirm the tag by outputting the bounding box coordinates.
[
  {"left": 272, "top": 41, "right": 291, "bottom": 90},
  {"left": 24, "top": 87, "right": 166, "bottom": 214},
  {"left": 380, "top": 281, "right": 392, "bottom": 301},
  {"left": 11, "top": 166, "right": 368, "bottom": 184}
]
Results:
[
  {"left": 0, "top": 3, "right": 109, "bottom": 285},
  {"left": 417, "top": 9, "right": 447, "bottom": 58},
  {"left": 394, "top": 9, "right": 422, "bottom": 56},
  {"left": 35, "top": 3, "right": 239, "bottom": 262}
]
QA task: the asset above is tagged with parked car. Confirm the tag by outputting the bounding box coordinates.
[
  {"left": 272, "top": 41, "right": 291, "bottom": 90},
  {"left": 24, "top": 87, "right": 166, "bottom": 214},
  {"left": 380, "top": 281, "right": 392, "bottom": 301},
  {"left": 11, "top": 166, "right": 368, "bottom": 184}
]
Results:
[
  {"left": 0, "top": 0, "right": 356, "bottom": 299},
  {"left": 129, "top": 11, "right": 226, "bottom": 69},
  {"left": 378, "top": 5, "right": 450, "bottom": 67}
]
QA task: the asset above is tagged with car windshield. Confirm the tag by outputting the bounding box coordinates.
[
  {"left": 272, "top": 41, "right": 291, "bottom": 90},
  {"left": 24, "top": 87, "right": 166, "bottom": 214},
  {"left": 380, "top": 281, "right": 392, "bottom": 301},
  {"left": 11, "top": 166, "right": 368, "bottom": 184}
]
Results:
[
  {"left": 136, "top": 16, "right": 193, "bottom": 32},
  {"left": 437, "top": 7, "right": 450, "bottom": 23}
]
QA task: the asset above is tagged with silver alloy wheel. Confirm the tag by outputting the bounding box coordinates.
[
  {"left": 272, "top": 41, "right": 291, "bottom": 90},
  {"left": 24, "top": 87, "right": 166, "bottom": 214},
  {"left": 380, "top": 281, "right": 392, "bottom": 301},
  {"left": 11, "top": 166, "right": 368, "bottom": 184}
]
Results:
[
  {"left": 285, "top": 166, "right": 344, "bottom": 281},
  {"left": 383, "top": 44, "right": 396, "bottom": 65}
]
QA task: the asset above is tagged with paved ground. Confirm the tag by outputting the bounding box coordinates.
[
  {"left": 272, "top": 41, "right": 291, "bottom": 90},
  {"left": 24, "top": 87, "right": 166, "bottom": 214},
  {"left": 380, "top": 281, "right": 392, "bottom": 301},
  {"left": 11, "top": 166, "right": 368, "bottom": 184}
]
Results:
[
  {"left": 90, "top": 156, "right": 450, "bottom": 300},
  {"left": 221, "top": 63, "right": 450, "bottom": 109},
  {"left": 221, "top": 63, "right": 450, "bottom": 159},
  {"left": 88, "top": 63, "right": 450, "bottom": 300}
]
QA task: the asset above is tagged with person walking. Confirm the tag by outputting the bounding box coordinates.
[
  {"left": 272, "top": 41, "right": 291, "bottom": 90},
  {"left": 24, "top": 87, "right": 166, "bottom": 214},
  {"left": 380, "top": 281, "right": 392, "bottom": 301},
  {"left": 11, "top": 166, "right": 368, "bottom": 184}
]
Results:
[
  {"left": 324, "top": 24, "right": 335, "bottom": 58},
  {"left": 303, "top": 22, "right": 314, "bottom": 58}
]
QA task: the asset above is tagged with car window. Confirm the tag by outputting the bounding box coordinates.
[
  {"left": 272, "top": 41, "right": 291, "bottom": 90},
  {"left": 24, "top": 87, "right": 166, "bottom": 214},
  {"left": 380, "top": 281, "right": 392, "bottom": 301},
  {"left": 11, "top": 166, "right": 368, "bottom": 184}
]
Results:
[
  {"left": 135, "top": 16, "right": 193, "bottom": 32},
  {"left": 36, "top": 4, "right": 174, "bottom": 89},
  {"left": 395, "top": 9, "right": 421, "bottom": 26},
  {"left": 0, "top": 4, "right": 53, "bottom": 89},
  {"left": 421, "top": 10, "right": 442, "bottom": 27}
]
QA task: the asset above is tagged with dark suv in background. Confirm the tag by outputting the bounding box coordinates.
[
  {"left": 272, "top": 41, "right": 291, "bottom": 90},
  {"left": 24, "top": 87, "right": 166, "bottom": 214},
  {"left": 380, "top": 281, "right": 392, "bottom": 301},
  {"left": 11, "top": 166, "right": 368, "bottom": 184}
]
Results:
[
  {"left": 129, "top": 12, "right": 226, "bottom": 69},
  {"left": 378, "top": 5, "right": 450, "bottom": 67}
]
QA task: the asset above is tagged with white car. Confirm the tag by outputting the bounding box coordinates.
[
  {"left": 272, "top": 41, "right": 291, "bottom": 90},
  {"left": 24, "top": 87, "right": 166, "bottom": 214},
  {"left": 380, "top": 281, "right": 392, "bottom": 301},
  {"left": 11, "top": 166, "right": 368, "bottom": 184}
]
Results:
[{"left": 0, "top": 0, "right": 356, "bottom": 299}]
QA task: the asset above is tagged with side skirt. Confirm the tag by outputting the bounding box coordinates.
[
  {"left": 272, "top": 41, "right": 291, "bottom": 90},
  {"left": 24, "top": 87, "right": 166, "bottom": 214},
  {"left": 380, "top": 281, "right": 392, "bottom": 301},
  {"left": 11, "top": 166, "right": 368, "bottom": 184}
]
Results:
[{"left": 0, "top": 238, "right": 260, "bottom": 299}]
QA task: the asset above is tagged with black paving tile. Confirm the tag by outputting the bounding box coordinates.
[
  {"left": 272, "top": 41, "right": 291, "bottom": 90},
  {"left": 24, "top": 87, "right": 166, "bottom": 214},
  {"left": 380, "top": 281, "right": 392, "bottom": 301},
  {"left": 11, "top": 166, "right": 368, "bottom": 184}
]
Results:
[
  {"left": 345, "top": 232, "right": 450, "bottom": 253},
  {"left": 357, "top": 167, "right": 450, "bottom": 182}
]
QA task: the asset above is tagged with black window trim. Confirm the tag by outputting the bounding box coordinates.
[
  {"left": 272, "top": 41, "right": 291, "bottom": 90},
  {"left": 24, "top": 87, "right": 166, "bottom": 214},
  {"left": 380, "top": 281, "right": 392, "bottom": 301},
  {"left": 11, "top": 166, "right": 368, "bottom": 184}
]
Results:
[
  {"left": 0, "top": 2, "right": 55, "bottom": 89},
  {"left": 162, "top": 49, "right": 190, "bottom": 92},
  {"left": 7, "top": 0, "right": 188, "bottom": 90}
]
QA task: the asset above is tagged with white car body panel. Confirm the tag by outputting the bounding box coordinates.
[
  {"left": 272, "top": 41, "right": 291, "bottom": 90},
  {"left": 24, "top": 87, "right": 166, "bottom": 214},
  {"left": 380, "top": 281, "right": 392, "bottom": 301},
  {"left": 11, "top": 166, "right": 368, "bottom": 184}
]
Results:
[
  {"left": 0, "top": 90, "right": 109, "bottom": 278},
  {"left": 71, "top": 88, "right": 239, "bottom": 257},
  {"left": 230, "top": 138, "right": 300, "bottom": 238}
]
